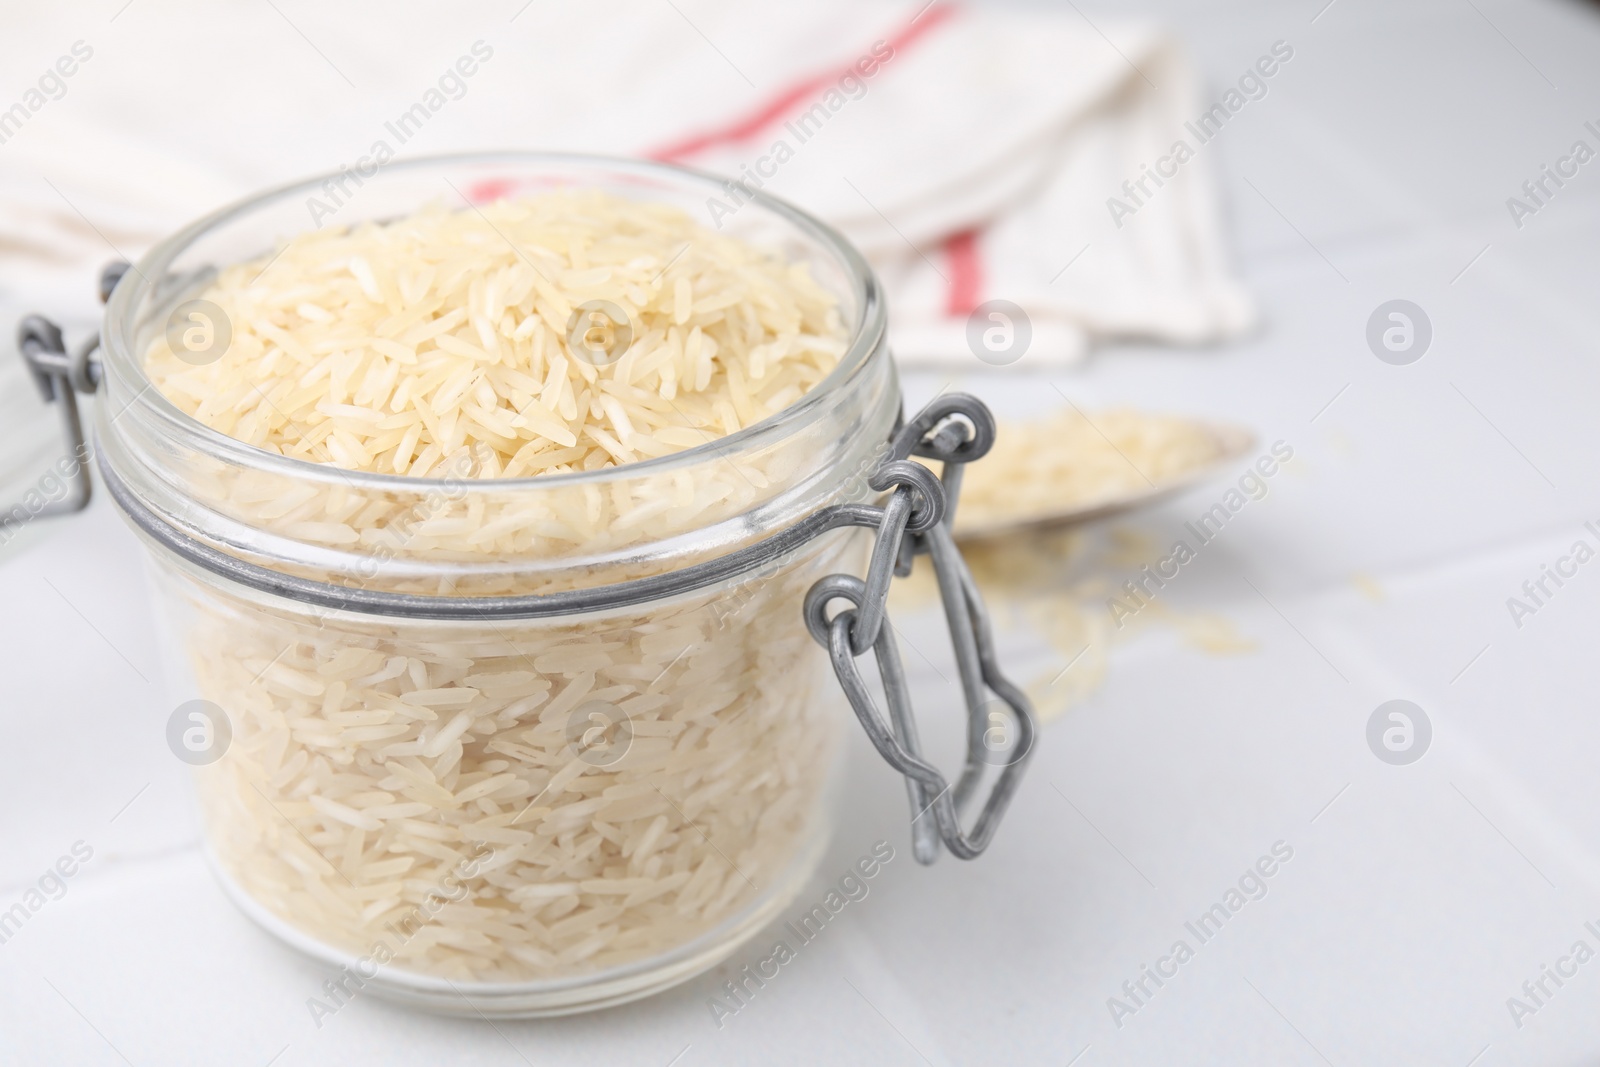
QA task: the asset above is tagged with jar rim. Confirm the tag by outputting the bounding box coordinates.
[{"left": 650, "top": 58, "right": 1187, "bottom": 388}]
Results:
[{"left": 100, "top": 150, "right": 886, "bottom": 493}]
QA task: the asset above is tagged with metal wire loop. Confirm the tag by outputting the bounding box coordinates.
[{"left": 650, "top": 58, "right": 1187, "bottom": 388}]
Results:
[
  {"left": 891, "top": 392, "right": 996, "bottom": 465},
  {"left": 867, "top": 459, "right": 943, "bottom": 533},
  {"left": 802, "top": 573, "right": 867, "bottom": 648}
]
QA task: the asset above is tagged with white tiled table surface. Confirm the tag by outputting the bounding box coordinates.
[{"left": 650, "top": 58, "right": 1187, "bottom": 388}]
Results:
[{"left": 5, "top": 1, "right": 1600, "bottom": 1063}]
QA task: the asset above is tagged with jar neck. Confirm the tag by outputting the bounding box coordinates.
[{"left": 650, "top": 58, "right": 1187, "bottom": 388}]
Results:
[{"left": 97, "top": 325, "right": 897, "bottom": 597}]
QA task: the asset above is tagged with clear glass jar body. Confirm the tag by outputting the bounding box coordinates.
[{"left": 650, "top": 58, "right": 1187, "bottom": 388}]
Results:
[{"left": 97, "top": 154, "right": 898, "bottom": 1016}]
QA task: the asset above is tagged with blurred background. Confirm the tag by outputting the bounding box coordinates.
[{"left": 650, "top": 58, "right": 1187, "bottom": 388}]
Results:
[{"left": 5, "top": 1, "right": 1600, "bottom": 1064}]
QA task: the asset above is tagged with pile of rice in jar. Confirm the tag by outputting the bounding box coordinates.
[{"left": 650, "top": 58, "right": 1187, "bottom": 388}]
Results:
[{"left": 143, "top": 190, "right": 858, "bottom": 982}]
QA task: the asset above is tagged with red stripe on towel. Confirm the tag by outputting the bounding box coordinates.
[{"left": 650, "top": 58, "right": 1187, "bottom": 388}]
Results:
[
  {"left": 465, "top": 177, "right": 520, "bottom": 203},
  {"left": 944, "top": 228, "right": 983, "bottom": 316},
  {"left": 648, "top": 5, "right": 958, "bottom": 162}
]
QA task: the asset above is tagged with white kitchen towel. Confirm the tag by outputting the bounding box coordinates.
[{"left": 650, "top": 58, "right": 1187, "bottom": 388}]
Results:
[
  {"left": 646, "top": 5, "right": 1255, "bottom": 366},
  {"left": 0, "top": 0, "right": 1252, "bottom": 367}
]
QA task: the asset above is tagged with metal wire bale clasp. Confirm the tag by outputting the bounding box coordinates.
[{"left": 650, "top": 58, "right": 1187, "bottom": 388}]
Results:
[
  {"left": 804, "top": 394, "right": 1036, "bottom": 865},
  {"left": 6, "top": 262, "right": 129, "bottom": 533}
]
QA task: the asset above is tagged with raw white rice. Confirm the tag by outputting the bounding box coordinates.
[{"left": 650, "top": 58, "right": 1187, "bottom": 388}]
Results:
[
  {"left": 951, "top": 408, "right": 1231, "bottom": 535},
  {"left": 146, "top": 190, "right": 846, "bottom": 480},
  {"left": 146, "top": 193, "right": 858, "bottom": 983},
  {"left": 180, "top": 544, "right": 841, "bottom": 981}
]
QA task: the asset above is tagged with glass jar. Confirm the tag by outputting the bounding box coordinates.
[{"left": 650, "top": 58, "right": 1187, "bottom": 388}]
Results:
[
  {"left": 77, "top": 153, "right": 1032, "bottom": 1019},
  {"left": 96, "top": 154, "right": 899, "bottom": 1016}
]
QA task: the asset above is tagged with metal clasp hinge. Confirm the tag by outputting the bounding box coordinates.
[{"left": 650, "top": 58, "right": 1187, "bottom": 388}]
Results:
[
  {"left": 805, "top": 393, "right": 1037, "bottom": 865},
  {"left": 5, "top": 262, "right": 127, "bottom": 531}
]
